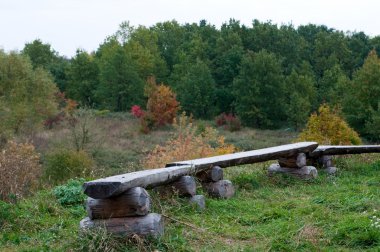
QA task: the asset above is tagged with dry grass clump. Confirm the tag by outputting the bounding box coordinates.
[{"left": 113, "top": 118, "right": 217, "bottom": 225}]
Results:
[
  {"left": 0, "top": 141, "right": 41, "bottom": 201},
  {"left": 142, "top": 113, "right": 236, "bottom": 168}
]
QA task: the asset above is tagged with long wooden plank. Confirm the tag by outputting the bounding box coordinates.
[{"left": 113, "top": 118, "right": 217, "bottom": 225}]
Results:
[
  {"left": 166, "top": 142, "right": 319, "bottom": 169},
  {"left": 310, "top": 145, "right": 380, "bottom": 158},
  {"left": 83, "top": 142, "right": 318, "bottom": 199}
]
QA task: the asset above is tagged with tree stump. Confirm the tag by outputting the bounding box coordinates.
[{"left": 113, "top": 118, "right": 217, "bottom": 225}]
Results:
[
  {"left": 203, "top": 180, "right": 235, "bottom": 199},
  {"left": 80, "top": 213, "right": 164, "bottom": 238},
  {"left": 196, "top": 166, "right": 223, "bottom": 183},
  {"left": 278, "top": 153, "right": 307, "bottom": 168},
  {"left": 86, "top": 187, "right": 150, "bottom": 220},
  {"left": 268, "top": 163, "right": 318, "bottom": 179},
  {"left": 189, "top": 194, "right": 206, "bottom": 210}
]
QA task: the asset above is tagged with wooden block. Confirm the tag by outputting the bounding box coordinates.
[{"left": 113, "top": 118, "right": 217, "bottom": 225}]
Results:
[
  {"left": 318, "top": 155, "right": 333, "bottom": 168},
  {"left": 196, "top": 166, "right": 223, "bottom": 182},
  {"left": 86, "top": 187, "right": 150, "bottom": 220},
  {"left": 322, "top": 166, "right": 337, "bottom": 175},
  {"left": 80, "top": 213, "right": 164, "bottom": 238},
  {"left": 203, "top": 180, "right": 235, "bottom": 199},
  {"left": 268, "top": 163, "right": 318, "bottom": 179},
  {"left": 154, "top": 176, "right": 196, "bottom": 197},
  {"left": 189, "top": 195, "right": 206, "bottom": 210},
  {"left": 278, "top": 153, "right": 307, "bottom": 168}
]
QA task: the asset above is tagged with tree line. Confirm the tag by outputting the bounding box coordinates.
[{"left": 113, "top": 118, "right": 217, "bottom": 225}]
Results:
[{"left": 2, "top": 19, "right": 380, "bottom": 140}]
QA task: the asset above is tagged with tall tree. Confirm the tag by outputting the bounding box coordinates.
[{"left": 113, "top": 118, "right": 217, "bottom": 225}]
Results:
[{"left": 233, "top": 50, "right": 285, "bottom": 128}]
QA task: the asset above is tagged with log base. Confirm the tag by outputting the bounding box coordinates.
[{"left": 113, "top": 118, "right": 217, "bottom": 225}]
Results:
[
  {"left": 268, "top": 163, "right": 318, "bottom": 179},
  {"left": 203, "top": 180, "right": 235, "bottom": 199},
  {"left": 189, "top": 195, "right": 206, "bottom": 210},
  {"left": 80, "top": 213, "right": 164, "bottom": 238},
  {"left": 322, "top": 166, "right": 337, "bottom": 175}
]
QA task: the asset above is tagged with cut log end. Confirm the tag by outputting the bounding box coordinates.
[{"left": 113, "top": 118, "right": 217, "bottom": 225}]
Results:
[
  {"left": 80, "top": 213, "right": 164, "bottom": 238},
  {"left": 86, "top": 187, "right": 151, "bottom": 220},
  {"left": 197, "top": 166, "right": 223, "bottom": 182},
  {"left": 268, "top": 163, "right": 318, "bottom": 179},
  {"left": 189, "top": 195, "right": 206, "bottom": 210},
  {"left": 83, "top": 181, "right": 122, "bottom": 199},
  {"left": 278, "top": 153, "right": 307, "bottom": 168},
  {"left": 203, "top": 180, "right": 235, "bottom": 199},
  {"left": 322, "top": 166, "right": 337, "bottom": 175}
]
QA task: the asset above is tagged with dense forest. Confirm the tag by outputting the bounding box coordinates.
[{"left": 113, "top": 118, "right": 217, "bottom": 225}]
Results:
[{"left": 2, "top": 19, "right": 380, "bottom": 140}]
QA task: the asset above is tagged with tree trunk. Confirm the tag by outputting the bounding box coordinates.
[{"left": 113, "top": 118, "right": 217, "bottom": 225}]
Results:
[
  {"left": 86, "top": 187, "right": 150, "bottom": 220},
  {"left": 80, "top": 213, "right": 164, "bottom": 238}
]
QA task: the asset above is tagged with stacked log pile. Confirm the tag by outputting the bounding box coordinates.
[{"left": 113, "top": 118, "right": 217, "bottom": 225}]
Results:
[
  {"left": 198, "top": 166, "right": 235, "bottom": 199},
  {"left": 80, "top": 187, "right": 164, "bottom": 238},
  {"left": 268, "top": 153, "right": 318, "bottom": 179}
]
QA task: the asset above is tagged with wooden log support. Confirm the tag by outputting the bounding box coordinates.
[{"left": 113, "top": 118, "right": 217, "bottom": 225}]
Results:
[
  {"left": 171, "top": 176, "right": 197, "bottom": 197},
  {"left": 83, "top": 142, "right": 318, "bottom": 199},
  {"left": 189, "top": 195, "right": 206, "bottom": 210},
  {"left": 80, "top": 213, "right": 164, "bottom": 238},
  {"left": 203, "top": 180, "right": 235, "bottom": 199},
  {"left": 317, "top": 155, "right": 333, "bottom": 168},
  {"left": 86, "top": 187, "right": 150, "bottom": 220},
  {"left": 322, "top": 166, "right": 338, "bottom": 175},
  {"left": 196, "top": 166, "right": 223, "bottom": 182},
  {"left": 268, "top": 163, "right": 318, "bottom": 179},
  {"left": 278, "top": 153, "right": 307, "bottom": 168}
]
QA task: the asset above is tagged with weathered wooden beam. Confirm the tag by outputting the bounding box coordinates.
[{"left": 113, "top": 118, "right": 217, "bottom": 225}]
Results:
[
  {"left": 196, "top": 166, "right": 223, "bottom": 182},
  {"left": 310, "top": 145, "right": 380, "bottom": 158},
  {"left": 80, "top": 213, "right": 164, "bottom": 237},
  {"left": 268, "top": 163, "right": 318, "bottom": 179},
  {"left": 167, "top": 142, "right": 318, "bottom": 168},
  {"left": 278, "top": 153, "right": 307, "bottom": 168},
  {"left": 86, "top": 187, "right": 150, "bottom": 220},
  {"left": 84, "top": 142, "right": 318, "bottom": 199}
]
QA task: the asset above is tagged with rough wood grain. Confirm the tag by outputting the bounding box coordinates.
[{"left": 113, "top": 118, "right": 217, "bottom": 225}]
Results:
[
  {"left": 196, "top": 166, "right": 223, "bottom": 182},
  {"left": 153, "top": 176, "right": 196, "bottom": 197},
  {"left": 167, "top": 142, "right": 318, "bottom": 169},
  {"left": 80, "top": 213, "right": 164, "bottom": 237},
  {"left": 86, "top": 187, "right": 150, "bottom": 220},
  {"left": 278, "top": 153, "right": 307, "bottom": 168},
  {"left": 268, "top": 163, "right": 318, "bottom": 179},
  {"left": 318, "top": 155, "right": 333, "bottom": 168},
  {"left": 84, "top": 142, "right": 318, "bottom": 199},
  {"left": 310, "top": 145, "right": 380, "bottom": 158},
  {"left": 203, "top": 180, "right": 235, "bottom": 199},
  {"left": 189, "top": 195, "right": 206, "bottom": 210}
]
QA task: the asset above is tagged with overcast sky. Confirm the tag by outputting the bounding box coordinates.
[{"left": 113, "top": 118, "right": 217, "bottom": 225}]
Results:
[{"left": 1, "top": 0, "right": 379, "bottom": 57}]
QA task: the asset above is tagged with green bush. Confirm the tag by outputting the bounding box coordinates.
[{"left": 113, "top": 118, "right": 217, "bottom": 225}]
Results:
[
  {"left": 53, "top": 179, "right": 86, "bottom": 207},
  {"left": 43, "top": 149, "right": 93, "bottom": 184}
]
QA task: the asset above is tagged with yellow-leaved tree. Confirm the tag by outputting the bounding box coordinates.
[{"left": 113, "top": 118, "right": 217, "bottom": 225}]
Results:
[{"left": 297, "top": 104, "right": 362, "bottom": 145}]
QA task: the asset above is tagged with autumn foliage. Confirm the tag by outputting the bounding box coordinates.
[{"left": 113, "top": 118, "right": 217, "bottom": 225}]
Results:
[
  {"left": 142, "top": 113, "right": 236, "bottom": 168},
  {"left": 297, "top": 104, "right": 362, "bottom": 145},
  {"left": 0, "top": 141, "right": 41, "bottom": 201}
]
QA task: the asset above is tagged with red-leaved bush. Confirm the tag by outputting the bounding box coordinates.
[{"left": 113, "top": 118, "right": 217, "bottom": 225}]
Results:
[
  {"left": 131, "top": 105, "right": 145, "bottom": 119},
  {"left": 215, "top": 113, "right": 241, "bottom": 132}
]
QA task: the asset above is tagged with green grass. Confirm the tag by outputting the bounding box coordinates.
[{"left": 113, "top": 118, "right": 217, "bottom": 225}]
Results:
[{"left": 1, "top": 155, "right": 379, "bottom": 251}]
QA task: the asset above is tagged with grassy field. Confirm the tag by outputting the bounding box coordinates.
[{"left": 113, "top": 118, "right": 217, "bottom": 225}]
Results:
[{"left": 1, "top": 114, "right": 380, "bottom": 251}]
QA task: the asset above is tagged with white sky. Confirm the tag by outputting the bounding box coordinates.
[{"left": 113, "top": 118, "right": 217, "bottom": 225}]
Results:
[{"left": 1, "top": 0, "right": 379, "bottom": 57}]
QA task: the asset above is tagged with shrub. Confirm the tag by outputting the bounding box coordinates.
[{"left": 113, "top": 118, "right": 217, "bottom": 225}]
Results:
[
  {"left": 140, "top": 112, "right": 156, "bottom": 134},
  {"left": 130, "top": 105, "right": 144, "bottom": 119},
  {"left": 53, "top": 179, "right": 86, "bottom": 207},
  {"left": 142, "top": 113, "right": 235, "bottom": 168},
  {"left": 215, "top": 113, "right": 241, "bottom": 132},
  {"left": 43, "top": 149, "right": 94, "bottom": 184},
  {"left": 44, "top": 92, "right": 78, "bottom": 129},
  {"left": 0, "top": 141, "right": 41, "bottom": 201},
  {"left": 145, "top": 77, "right": 180, "bottom": 127},
  {"left": 297, "top": 104, "right": 362, "bottom": 145}
]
